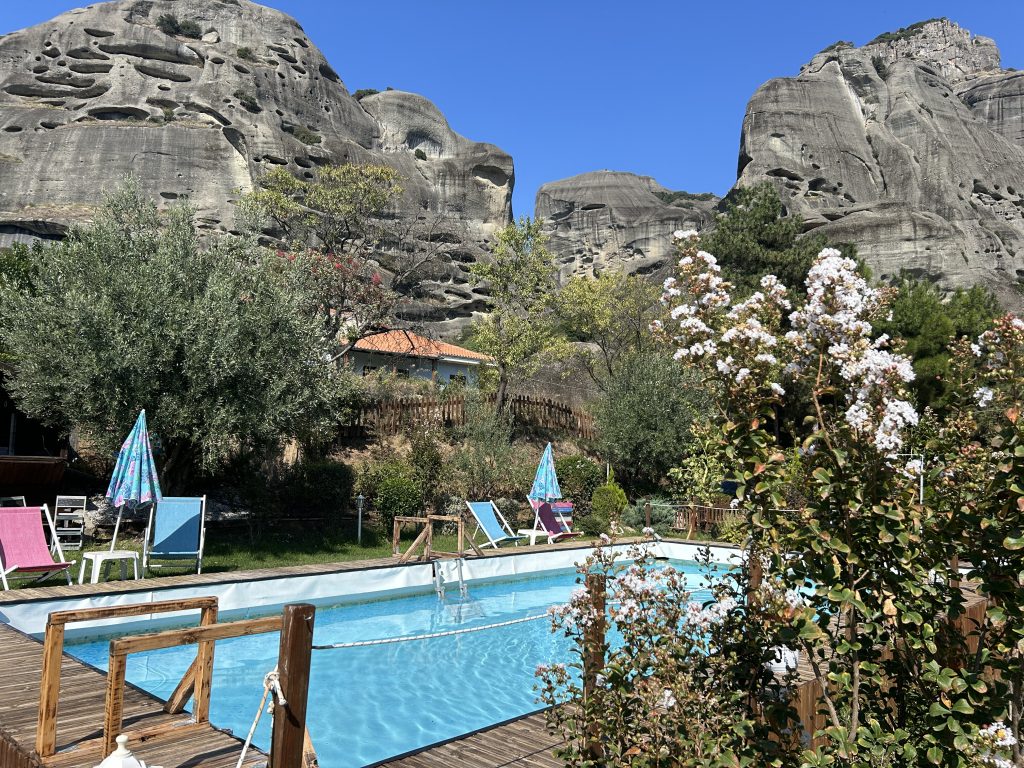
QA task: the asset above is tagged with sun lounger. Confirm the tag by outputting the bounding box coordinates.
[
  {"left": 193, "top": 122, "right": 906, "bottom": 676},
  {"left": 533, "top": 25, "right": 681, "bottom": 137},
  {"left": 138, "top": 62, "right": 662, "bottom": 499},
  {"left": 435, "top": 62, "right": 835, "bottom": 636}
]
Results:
[
  {"left": 519, "top": 500, "right": 584, "bottom": 545},
  {"left": 143, "top": 495, "right": 206, "bottom": 575},
  {"left": 465, "top": 500, "right": 526, "bottom": 549},
  {"left": 0, "top": 505, "right": 74, "bottom": 590}
]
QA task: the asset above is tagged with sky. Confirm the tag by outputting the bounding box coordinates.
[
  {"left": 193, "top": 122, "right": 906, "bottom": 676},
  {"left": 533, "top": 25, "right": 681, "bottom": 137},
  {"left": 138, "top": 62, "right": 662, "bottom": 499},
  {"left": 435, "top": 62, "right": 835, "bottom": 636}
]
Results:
[{"left": 4, "top": 2, "right": 1024, "bottom": 217}]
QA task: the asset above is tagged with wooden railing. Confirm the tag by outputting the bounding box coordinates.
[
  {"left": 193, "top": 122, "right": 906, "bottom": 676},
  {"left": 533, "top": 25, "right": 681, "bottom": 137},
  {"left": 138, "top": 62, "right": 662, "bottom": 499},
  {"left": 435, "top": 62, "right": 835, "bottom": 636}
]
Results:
[
  {"left": 36, "top": 596, "right": 219, "bottom": 758},
  {"left": 344, "top": 393, "right": 597, "bottom": 440},
  {"left": 36, "top": 599, "right": 316, "bottom": 768}
]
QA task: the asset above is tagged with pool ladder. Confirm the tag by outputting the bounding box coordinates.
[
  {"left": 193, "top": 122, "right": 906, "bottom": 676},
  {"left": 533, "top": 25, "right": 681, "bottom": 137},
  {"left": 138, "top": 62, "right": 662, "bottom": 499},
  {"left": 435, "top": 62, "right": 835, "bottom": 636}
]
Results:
[{"left": 433, "top": 558, "right": 469, "bottom": 600}]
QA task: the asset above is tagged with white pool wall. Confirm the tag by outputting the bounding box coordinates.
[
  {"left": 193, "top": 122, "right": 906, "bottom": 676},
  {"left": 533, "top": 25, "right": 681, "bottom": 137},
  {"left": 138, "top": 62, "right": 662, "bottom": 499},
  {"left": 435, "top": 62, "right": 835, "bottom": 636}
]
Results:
[{"left": 0, "top": 540, "right": 741, "bottom": 639}]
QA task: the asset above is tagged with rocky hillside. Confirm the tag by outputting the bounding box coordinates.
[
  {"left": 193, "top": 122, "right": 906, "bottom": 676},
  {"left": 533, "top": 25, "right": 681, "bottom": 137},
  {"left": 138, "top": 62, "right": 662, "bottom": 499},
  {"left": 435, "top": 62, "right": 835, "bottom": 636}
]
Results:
[
  {"left": 737, "top": 18, "right": 1024, "bottom": 307},
  {"left": 0, "top": 0, "right": 513, "bottom": 331},
  {"left": 535, "top": 171, "right": 719, "bottom": 281}
]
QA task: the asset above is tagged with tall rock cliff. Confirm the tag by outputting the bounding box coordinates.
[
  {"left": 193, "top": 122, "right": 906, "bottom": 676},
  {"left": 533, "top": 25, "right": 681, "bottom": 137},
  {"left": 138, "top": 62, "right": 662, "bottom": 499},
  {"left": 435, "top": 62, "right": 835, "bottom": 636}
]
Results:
[
  {"left": 0, "top": 0, "right": 513, "bottom": 331},
  {"left": 737, "top": 18, "right": 1024, "bottom": 307},
  {"left": 535, "top": 171, "right": 719, "bottom": 282}
]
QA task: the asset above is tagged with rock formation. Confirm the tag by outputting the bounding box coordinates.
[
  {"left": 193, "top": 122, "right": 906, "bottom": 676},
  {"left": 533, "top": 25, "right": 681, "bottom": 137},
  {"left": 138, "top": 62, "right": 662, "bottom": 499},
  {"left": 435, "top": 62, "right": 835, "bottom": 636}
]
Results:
[
  {"left": 0, "top": 0, "right": 513, "bottom": 331},
  {"left": 535, "top": 171, "right": 719, "bottom": 282},
  {"left": 737, "top": 18, "right": 1024, "bottom": 307}
]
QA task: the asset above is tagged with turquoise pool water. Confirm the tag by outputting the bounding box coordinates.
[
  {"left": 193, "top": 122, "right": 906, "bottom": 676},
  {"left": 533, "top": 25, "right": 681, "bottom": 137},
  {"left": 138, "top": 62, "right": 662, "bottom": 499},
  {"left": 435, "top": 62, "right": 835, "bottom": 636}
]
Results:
[{"left": 67, "top": 560, "right": 714, "bottom": 767}]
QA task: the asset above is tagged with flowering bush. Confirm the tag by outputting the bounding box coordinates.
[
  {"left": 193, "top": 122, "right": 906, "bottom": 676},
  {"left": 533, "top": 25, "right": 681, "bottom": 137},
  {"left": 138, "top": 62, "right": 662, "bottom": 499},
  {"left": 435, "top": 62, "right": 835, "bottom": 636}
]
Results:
[
  {"left": 537, "top": 543, "right": 801, "bottom": 767},
  {"left": 654, "top": 232, "right": 1023, "bottom": 766}
]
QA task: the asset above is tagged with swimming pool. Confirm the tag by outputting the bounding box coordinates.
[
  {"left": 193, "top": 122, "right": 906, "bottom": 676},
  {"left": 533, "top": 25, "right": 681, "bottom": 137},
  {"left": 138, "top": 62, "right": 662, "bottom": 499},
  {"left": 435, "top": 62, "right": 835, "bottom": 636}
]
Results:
[{"left": 66, "top": 559, "right": 717, "bottom": 767}]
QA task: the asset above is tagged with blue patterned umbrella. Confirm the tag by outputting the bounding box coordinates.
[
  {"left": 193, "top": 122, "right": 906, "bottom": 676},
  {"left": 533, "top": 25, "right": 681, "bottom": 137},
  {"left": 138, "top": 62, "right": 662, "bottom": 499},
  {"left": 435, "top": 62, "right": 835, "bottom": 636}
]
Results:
[
  {"left": 528, "top": 443, "right": 561, "bottom": 502},
  {"left": 105, "top": 410, "right": 162, "bottom": 549}
]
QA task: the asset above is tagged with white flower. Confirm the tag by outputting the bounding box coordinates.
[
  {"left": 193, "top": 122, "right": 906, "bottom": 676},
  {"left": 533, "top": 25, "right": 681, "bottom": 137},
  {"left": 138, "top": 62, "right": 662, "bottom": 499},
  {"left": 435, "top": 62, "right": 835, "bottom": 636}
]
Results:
[
  {"left": 729, "top": 497, "right": 740, "bottom": 509},
  {"left": 641, "top": 526, "right": 655, "bottom": 537},
  {"left": 770, "top": 382, "right": 786, "bottom": 396},
  {"left": 599, "top": 533, "right": 612, "bottom": 546},
  {"left": 980, "top": 721, "right": 1017, "bottom": 748},
  {"left": 974, "top": 387, "right": 994, "bottom": 408},
  {"left": 672, "top": 229, "right": 698, "bottom": 240},
  {"left": 971, "top": 343, "right": 982, "bottom": 357},
  {"left": 659, "top": 689, "right": 677, "bottom": 709},
  {"left": 595, "top": 673, "right": 606, "bottom": 687},
  {"left": 902, "top": 459, "right": 923, "bottom": 478}
]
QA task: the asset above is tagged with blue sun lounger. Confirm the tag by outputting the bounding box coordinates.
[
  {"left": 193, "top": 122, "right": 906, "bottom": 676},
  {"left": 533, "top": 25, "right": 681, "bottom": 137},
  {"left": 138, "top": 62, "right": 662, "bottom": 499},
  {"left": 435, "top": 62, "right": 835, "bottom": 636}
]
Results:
[
  {"left": 143, "top": 495, "right": 206, "bottom": 575},
  {"left": 465, "top": 500, "right": 526, "bottom": 549}
]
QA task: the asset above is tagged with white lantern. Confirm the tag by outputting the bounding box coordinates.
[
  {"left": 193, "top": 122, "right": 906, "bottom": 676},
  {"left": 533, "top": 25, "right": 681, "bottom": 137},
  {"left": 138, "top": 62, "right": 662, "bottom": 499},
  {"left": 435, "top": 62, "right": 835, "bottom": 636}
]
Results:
[{"left": 94, "top": 734, "right": 162, "bottom": 768}]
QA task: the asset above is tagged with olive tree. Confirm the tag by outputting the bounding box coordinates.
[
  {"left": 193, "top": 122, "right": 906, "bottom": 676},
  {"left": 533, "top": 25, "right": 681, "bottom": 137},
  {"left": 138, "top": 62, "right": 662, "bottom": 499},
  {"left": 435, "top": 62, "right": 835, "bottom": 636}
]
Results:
[{"left": 0, "top": 178, "right": 355, "bottom": 491}]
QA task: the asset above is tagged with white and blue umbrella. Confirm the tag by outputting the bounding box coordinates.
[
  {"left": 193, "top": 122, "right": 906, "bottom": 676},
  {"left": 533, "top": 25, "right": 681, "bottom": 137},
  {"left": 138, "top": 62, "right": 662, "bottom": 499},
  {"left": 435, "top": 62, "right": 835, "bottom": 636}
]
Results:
[
  {"left": 105, "top": 410, "right": 162, "bottom": 549},
  {"left": 528, "top": 442, "right": 561, "bottom": 502}
]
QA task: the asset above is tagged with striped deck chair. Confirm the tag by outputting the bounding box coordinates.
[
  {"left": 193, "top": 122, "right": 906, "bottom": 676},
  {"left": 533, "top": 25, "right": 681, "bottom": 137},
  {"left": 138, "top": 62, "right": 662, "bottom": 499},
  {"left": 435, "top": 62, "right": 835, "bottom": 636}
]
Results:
[
  {"left": 0, "top": 505, "right": 73, "bottom": 590},
  {"left": 465, "top": 500, "right": 526, "bottom": 549},
  {"left": 520, "top": 500, "right": 583, "bottom": 545},
  {"left": 143, "top": 495, "right": 206, "bottom": 575}
]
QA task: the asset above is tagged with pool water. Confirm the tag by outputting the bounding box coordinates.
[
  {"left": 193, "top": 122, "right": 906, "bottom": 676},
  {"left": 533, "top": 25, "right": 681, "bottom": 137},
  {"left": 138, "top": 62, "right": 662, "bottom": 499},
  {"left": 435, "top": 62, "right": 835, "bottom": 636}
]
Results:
[{"left": 67, "top": 560, "right": 715, "bottom": 767}]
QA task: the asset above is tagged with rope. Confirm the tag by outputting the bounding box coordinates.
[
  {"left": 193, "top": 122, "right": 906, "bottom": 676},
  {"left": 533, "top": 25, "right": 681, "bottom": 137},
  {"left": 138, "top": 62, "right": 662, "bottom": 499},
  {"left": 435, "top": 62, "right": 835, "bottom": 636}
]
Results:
[
  {"left": 312, "top": 612, "right": 550, "bottom": 650},
  {"left": 234, "top": 667, "right": 287, "bottom": 768}
]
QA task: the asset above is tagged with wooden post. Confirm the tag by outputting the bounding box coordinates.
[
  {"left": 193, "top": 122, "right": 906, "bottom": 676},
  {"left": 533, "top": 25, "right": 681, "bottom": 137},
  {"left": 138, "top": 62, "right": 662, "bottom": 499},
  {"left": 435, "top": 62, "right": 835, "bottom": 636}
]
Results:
[
  {"left": 35, "top": 620, "right": 65, "bottom": 757},
  {"left": 686, "top": 505, "right": 697, "bottom": 540},
  {"left": 103, "top": 650, "right": 128, "bottom": 755},
  {"left": 583, "top": 573, "right": 606, "bottom": 761},
  {"left": 270, "top": 604, "right": 316, "bottom": 768},
  {"left": 192, "top": 602, "right": 219, "bottom": 724},
  {"left": 644, "top": 502, "right": 651, "bottom": 530}
]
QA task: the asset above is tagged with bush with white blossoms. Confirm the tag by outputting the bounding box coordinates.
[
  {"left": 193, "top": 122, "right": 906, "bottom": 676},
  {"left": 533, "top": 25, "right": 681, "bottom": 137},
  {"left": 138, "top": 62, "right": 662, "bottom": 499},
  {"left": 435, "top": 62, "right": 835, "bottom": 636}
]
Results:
[
  {"left": 658, "top": 235, "right": 1020, "bottom": 766},
  {"left": 537, "top": 543, "right": 803, "bottom": 767}
]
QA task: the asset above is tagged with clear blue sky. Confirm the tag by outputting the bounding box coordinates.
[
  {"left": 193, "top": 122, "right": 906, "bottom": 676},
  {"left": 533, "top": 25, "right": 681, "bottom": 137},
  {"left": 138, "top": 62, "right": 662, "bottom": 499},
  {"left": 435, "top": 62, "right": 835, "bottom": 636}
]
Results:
[{"left": 4, "top": 2, "right": 1024, "bottom": 216}]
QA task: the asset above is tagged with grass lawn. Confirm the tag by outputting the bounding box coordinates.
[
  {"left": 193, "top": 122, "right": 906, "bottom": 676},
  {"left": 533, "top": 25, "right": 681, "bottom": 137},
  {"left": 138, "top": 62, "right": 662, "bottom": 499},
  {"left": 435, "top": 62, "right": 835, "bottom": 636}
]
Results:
[{"left": 12, "top": 519, "right": 494, "bottom": 589}]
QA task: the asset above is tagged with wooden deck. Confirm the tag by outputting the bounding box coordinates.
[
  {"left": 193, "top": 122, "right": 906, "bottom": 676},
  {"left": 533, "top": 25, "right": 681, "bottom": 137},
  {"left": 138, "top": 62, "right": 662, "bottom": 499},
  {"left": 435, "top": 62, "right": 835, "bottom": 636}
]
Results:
[
  {"left": 0, "top": 622, "right": 264, "bottom": 768},
  {"left": 374, "top": 712, "right": 561, "bottom": 768}
]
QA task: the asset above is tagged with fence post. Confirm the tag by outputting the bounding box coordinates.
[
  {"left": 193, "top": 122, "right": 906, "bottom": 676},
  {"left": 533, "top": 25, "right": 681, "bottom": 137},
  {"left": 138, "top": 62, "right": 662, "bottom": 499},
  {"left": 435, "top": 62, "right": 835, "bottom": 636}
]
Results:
[
  {"left": 583, "top": 573, "right": 606, "bottom": 761},
  {"left": 270, "top": 603, "right": 316, "bottom": 768},
  {"left": 644, "top": 502, "right": 652, "bottom": 530},
  {"left": 35, "top": 618, "right": 65, "bottom": 757}
]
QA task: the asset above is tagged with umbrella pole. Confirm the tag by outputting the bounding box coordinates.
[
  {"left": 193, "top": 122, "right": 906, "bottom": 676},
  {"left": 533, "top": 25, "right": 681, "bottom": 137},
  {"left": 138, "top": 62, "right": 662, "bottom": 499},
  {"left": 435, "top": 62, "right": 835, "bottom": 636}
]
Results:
[{"left": 110, "top": 505, "right": 124, "bottom": 553}]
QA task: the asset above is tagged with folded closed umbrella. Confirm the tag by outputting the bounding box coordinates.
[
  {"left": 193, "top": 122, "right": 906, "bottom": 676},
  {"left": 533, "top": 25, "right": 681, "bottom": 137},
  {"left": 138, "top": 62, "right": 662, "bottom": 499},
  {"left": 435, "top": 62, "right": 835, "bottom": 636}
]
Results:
[
  {"left": 105, "top": 410, "right": 162, "bottom": 550},
  {"left": 528, "top": 442, "right": 561, "bottom": 503}
]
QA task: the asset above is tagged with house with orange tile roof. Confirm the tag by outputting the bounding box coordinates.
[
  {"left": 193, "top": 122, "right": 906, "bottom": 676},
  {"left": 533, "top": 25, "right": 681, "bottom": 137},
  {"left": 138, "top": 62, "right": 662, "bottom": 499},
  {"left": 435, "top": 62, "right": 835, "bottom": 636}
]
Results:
[{"left": 339, "top": 329, "right": 493, "bottom": 385}]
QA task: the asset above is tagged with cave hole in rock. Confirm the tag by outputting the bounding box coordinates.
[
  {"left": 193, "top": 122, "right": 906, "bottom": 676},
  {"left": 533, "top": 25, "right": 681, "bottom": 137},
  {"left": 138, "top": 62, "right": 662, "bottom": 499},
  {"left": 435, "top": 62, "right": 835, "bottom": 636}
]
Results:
[
  {"left": 3, "top": 126, "right": 23, "bottom": 133},
  {"left": 87, "top": 105, "right": 150, "bottom": 121},
  {"left": 767, "top": 167, "right": 803, "bottom": 182},
  {"left": 39, "top": 120, "right": 62, "bottom": 129},
  {"left": 580, "top": 203, "right": 606, "bottom": 211},
  {"left": 32, "top": 65, "right": 48, "bottom": 74},
  {"left": 233, "top": 64, "right": 250, "bottom": 74},
  {"left": 210, "top": 56, "right": 225, "bottom": 64},
  {"left": 83, "top": 28, "right": 115, "bottom": 37}
]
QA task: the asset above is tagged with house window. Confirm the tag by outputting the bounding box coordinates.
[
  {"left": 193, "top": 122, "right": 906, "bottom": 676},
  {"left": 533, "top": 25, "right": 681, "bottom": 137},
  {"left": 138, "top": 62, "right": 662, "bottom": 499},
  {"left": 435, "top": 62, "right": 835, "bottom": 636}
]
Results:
[
  {"left": 396, "top": 368, "right": 410, "bottom": 378},
  {"left": 449, "top": 374, "right": 467, "bottom": 385},
  {"left": 362, "top": 366, "right": 378, "bottom": 376}
]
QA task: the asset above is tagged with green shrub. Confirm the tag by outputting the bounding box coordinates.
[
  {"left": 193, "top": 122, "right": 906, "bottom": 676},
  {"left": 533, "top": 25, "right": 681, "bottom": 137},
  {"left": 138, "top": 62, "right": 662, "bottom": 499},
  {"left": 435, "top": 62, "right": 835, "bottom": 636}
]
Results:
[
  {"left": 414, "top": 148, "right": 427, "bottom": 161},
  {"left": 353, "top": 88, "right": 379, "bottom": 101},
  {"left": 286, "top": 124, "right": 322, "bottom": 146},
  {"left": 277, "top": 459, "right": 354, "bottom": 521},
  {"left": 156, "top": 13, "right": 201, "bottom": 39},
  {"left": 871, "top": 55, "right": 889, "bottom": 80},
  {"left": 409, "top": 421, "right": 443, "bottom": 506},
  {"left": 579, "top": 508, "right": 608, "bottom": 536},
  {"left": 554, "top": 454, "right": 604, "bottom": 514},
  {"left": 591, "top": 481, "right": 627, "bottom": 527},
  {"left": 375, "top": 474, "right": 423, "bottom": 532},
  {"left": 234, "top": 90, "right": 261, "bottom": 113},
  {"left": 621, "top": 496, "right": 678, "bottom": 534},
  {"left": 237, "top": 46, "right": 255, "bottom": 61}
]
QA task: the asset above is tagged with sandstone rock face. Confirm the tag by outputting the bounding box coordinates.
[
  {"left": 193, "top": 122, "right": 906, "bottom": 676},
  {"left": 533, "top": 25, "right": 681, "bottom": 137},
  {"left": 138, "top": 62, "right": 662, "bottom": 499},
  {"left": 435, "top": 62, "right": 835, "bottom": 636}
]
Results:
[
  {"left": 535, "top": 171, "right": 719, "bottom": 282},
  {"left": 0, "top": 0, "right": 513, "bottom": 332},
  {"left": 737, "top": 19, "right": 1024, "bottom": 307}
]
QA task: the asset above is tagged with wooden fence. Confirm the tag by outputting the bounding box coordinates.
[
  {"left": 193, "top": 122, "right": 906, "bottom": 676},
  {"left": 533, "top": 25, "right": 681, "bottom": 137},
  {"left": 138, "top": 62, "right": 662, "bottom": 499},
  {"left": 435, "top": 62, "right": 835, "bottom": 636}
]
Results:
[{"left": 343, "top": 393, "right": 597, "bottom": 440}]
